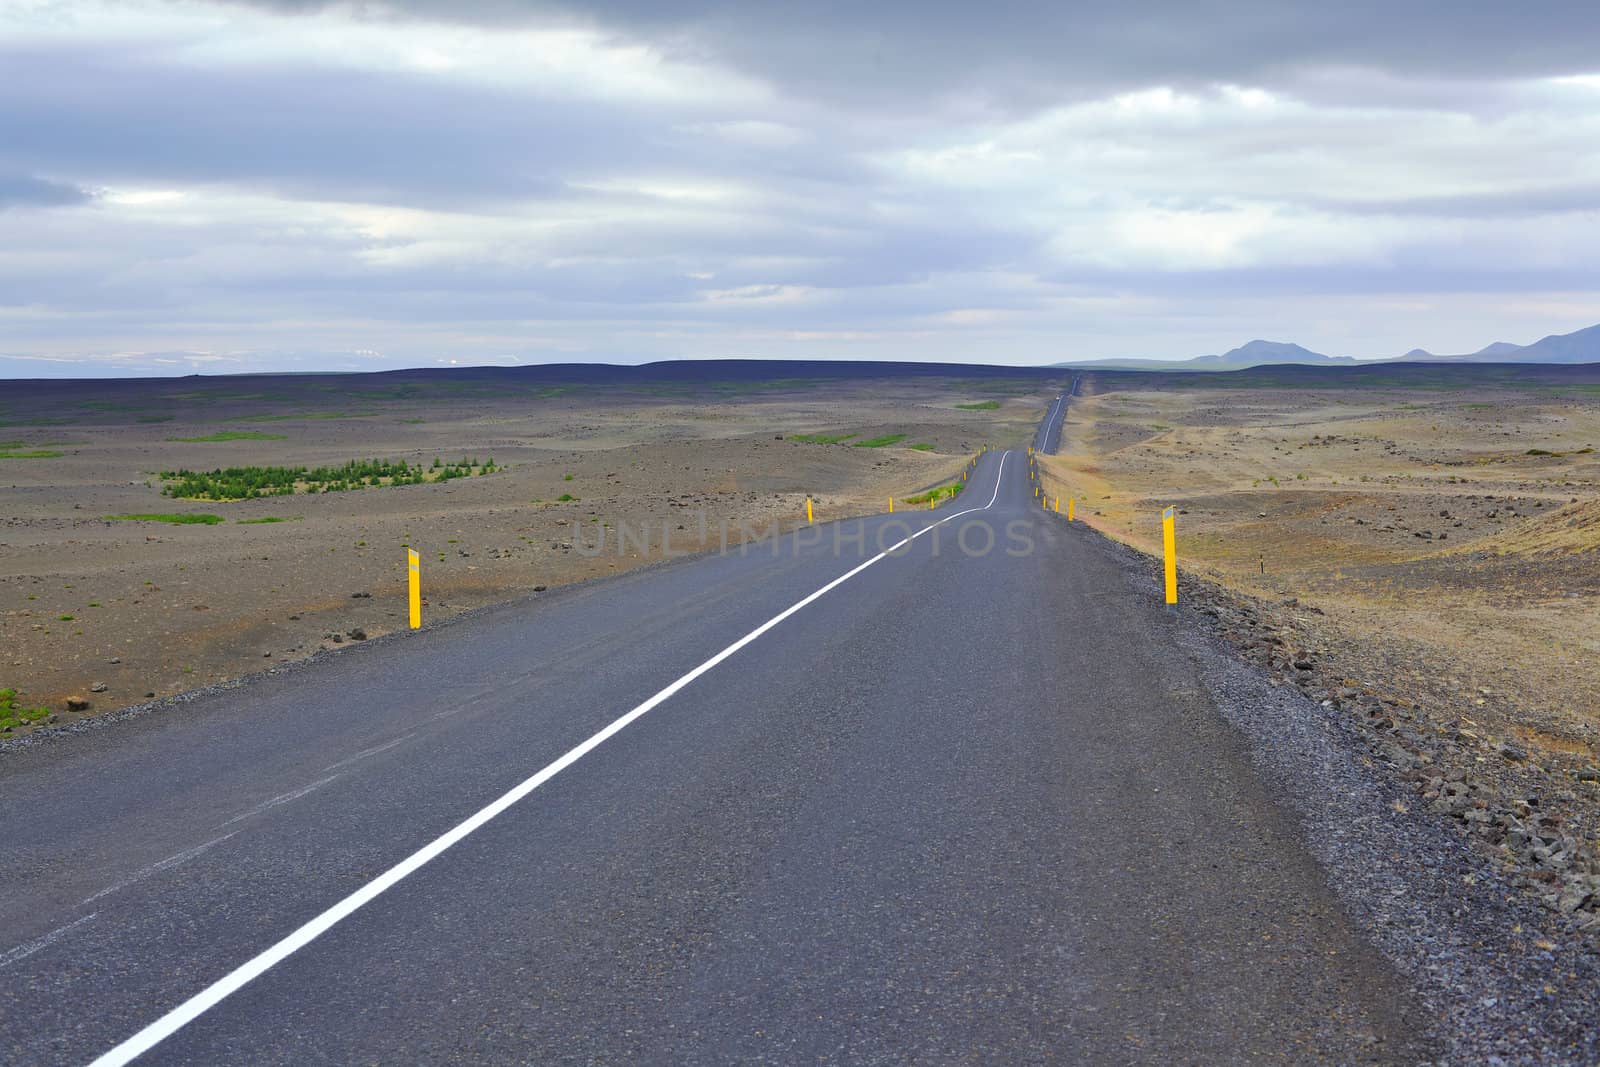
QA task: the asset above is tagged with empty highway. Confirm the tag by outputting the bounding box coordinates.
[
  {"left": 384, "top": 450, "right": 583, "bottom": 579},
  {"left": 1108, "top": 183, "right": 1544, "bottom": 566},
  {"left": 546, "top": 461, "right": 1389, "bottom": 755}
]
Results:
[{"left": 2, "top": 413, "right": 1428, "bottom": 1064}]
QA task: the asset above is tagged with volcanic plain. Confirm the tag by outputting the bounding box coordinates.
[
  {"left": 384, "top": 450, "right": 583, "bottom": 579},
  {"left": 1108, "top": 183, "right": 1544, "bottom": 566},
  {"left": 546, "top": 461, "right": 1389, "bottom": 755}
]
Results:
[{"left": 1, "top": 364, "right": 1058, "bottom": 733}]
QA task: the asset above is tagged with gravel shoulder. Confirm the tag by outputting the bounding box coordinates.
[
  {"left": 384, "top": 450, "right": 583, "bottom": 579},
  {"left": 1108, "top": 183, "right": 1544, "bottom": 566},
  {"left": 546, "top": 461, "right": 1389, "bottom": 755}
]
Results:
[{"left": 1089, "top": 525, "right": 1600, "bottom": 1063}]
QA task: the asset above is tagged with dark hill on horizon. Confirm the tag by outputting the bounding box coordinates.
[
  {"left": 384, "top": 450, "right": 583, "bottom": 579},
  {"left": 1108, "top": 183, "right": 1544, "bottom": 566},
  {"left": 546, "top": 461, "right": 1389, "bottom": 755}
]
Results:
[
  {"left": 6, "top": 359, "right": 1600, "bottom": 429},
  {"left": 1054, "top": 321, "right": 1600, "bottom": 371}
]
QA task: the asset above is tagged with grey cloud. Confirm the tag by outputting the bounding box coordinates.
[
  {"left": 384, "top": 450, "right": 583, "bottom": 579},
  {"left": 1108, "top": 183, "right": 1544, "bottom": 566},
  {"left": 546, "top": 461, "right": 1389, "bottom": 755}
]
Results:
[
  {"left": 0, "top": 172, "right": 95, "bottom": 209},
  {"left": 221, "top": 1, "right": 1600, "bottom": 109},
  {"left": 4, "top": 1, "right": 1598, "bottom": 375},
  {"left": 1316, "top": 184, "right": 1600, "bottom": 219},
  {"left": 1041, "top": 263, "right": 1600, "bottom": 300},
  {"left": 0, "top": 45, "right": 678, "bottom": 209}
]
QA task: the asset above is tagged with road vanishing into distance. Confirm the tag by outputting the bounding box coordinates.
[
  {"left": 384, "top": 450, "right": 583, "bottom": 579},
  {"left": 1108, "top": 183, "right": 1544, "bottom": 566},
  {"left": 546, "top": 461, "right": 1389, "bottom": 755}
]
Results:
[
  {"left": 1033, "top": 375, "right": 1078, "bottom": 456},
  {"left": 3, "top": 398, "right": 1429, "bottom": 1064}
]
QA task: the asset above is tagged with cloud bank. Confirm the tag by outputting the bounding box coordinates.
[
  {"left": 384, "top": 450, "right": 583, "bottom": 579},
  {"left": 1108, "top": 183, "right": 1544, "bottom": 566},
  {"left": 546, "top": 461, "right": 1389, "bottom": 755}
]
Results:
[{"left": 1, "top": 0, "right": 1598, "bottom": 375}]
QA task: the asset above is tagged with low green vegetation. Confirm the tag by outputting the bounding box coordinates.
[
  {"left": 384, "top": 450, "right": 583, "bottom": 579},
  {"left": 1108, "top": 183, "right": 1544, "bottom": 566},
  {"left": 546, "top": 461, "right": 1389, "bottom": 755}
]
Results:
[
  {"left": 137, "top": 414, "right": 175, "bottom": 423},
  {"left": 902, "top": 482, "right": 965, "bottom": 505},
  {"left": 854, "top": 434, "right": 908, "bottom": 448},
  {"left": 910, "top": 443, "right": 935, "bottom": 451},
  {"left": 789, "top": 432, "right": 857, "bottom": 444},
  {"left": 107, "top": 512, "right": 226, "bottom": 525},
  {"left": 237, "top": 516, "right": 300, "bottom": 524},
  {"left": 557, "top": 493, "right": 579, "bottom": 502},
  {"left": 232, "top": 411, "right": 374, "bottom": 422},
  {"left": 1525, "top": 447, "right": 1594, "bottom": 457},
  {"left": 159, "top": 456, "right": 496, "bottom": 500},
  {"left": 0, "top": 688, "right": 50, "bottom": 732},
  {"left": 956, "top": 400, "right": 1001, "bottom": 410},
  {"left": 0, "top": 447, "right": 63, "bottom": 459},
  {"left": 169, "top": 431, "right": 289, "bottom": 443}
]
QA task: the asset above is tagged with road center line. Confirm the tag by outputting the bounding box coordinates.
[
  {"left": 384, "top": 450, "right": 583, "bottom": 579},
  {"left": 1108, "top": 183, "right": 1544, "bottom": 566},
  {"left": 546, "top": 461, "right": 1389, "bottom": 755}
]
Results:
[
  {"left": 79, "top": 832, "right": 241, "bottom": 908},
  {"left": 88, "top": 451, "right": 1012, "bottom": 1067},
  {"left": 220, "top": 774, "right": 342, "bottom": 828},
  {"left": 0, "top": 913, "right": 97, "bottom": 973}
]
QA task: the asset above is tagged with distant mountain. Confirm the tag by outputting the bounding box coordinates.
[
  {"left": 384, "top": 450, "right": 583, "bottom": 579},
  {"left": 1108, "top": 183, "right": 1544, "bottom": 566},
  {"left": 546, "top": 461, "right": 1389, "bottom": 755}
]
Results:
[
  {"left": 1049, "top": 321, "right": 1600, "bottom": 371},
  {"left": 1054, "top": 322, "right": 1600, "bottom": 371},
  {"left": 1201, "top": 339, "right": 1362, "bottom": 366},
  {"left": 1508, "top": 323, "right": 1600, "bottom": 363},
  {"left": 1055, "top": 339, "right": 1362, "bottom": 371},
  {"left": 1395, "top": 324, "right": 1600, "bottom": 364}
]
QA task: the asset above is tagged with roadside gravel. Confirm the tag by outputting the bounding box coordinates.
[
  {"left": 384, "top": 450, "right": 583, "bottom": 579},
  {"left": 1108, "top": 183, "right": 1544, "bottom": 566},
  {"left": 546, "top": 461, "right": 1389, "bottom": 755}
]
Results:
[{"left": 1091, "top": 526, "right": 1600, "bottom": 1064}]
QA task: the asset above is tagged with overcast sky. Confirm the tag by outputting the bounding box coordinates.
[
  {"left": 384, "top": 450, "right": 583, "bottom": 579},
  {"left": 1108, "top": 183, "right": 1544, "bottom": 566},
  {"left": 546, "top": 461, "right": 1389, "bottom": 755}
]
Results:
[{"left": 4, "top": 0, "right": 1600, "bottom": 377}]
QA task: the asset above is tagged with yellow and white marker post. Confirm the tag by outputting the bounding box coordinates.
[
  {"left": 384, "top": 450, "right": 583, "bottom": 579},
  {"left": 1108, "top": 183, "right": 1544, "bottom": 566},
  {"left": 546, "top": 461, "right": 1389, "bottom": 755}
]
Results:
[
  {"left": 407, "top": 548, "right": 421, "bottom": 629},
  {"left": 1162, "top": 506, "right": 1178, "bottom": 611},
  {"left": 806, "top": 497, "right": 813, "bottom": 523}
]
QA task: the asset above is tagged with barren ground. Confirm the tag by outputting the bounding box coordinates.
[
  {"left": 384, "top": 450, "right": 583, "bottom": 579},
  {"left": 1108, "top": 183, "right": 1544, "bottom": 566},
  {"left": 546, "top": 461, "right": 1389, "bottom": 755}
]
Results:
[
  {"left": 1045, "top": 371, "right": 1600, "bottom": 744},
  {"left": 1, "top": 367, "right": 1057, "bottom": 733},
  {"left": 1040, "top": 364, "right": 1600, "bottom": 936}
]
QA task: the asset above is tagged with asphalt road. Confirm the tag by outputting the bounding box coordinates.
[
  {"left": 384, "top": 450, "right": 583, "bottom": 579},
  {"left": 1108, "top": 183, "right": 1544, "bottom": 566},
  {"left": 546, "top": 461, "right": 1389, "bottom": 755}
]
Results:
[
  {"left": 2, "top": 415, "right": 1429, "bottom": 1064},
  {"left": 1033, "top": 374, "right": 1078, "bottom": 455}
]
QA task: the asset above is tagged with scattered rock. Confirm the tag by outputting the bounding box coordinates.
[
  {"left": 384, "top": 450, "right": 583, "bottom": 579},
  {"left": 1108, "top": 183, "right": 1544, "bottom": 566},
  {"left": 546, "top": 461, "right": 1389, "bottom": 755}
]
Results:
[
  {"left": 347, "top": 628, "right": 367, "bottom": 641},
  {"left": 89, "top": 681, "right": 108, "bottom": 693},
  {"left": 350, "top": 591, "right": 371, "bottom": 599}
]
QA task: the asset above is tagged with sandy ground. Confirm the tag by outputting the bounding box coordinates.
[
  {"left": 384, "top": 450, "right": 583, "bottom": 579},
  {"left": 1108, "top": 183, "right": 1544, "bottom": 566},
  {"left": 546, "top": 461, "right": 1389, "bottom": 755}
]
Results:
[
  {"left": 1, "top": 370, "right": 1056, "bottom": 732},
  {"left": 1042, "top": 374, "right": 1600, "bottom": 755}
]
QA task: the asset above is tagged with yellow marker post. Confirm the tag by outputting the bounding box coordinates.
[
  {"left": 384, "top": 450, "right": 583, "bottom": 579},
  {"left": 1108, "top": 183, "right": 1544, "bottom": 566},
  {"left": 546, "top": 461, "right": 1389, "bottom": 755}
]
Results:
[
  {"left": 806, "top": 497, "right": 814, "bottom": 523},
  {"left": 1162, "top": 506, "right": 1178, "bottom": 610},
  {"left": 407, "top": 548, "right": 421, "bottom": 629},
  {"left": 889, "top": 497, "right": 894, "bottom": 513},
  {"left": 929, "top": 497, "right": 935, "bottom": 510},
  {"left": 1054, "top": 496, "right": 1060, "bottom": 513},
  {"left": 1068, "top": 498, "right": 1075, "bottom": 521}
]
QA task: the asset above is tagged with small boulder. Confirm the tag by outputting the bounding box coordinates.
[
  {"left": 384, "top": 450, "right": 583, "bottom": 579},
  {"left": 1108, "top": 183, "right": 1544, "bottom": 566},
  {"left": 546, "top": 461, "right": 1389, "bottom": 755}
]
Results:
[{"left": 66, "top": 696, "right": 91, "bottom": 711}]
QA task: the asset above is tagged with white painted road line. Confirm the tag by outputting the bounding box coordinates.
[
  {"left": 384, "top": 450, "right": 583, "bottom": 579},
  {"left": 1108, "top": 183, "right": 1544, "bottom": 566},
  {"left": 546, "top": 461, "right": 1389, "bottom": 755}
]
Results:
[
  {"left": 1039, "top": 395, "right": 1063, "bottom": 453},
  {"left": 87, "top": 451, "right": 1013, "bottom": 1067},
  {"left": 0, "top": 913, "right": 97, "bottom": 973},
  {"left": 220, "top": 775, "right": 342, "bottom": 828},
  {"left": 79, "top": 832, "right": 240, "bottom": 908}
]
